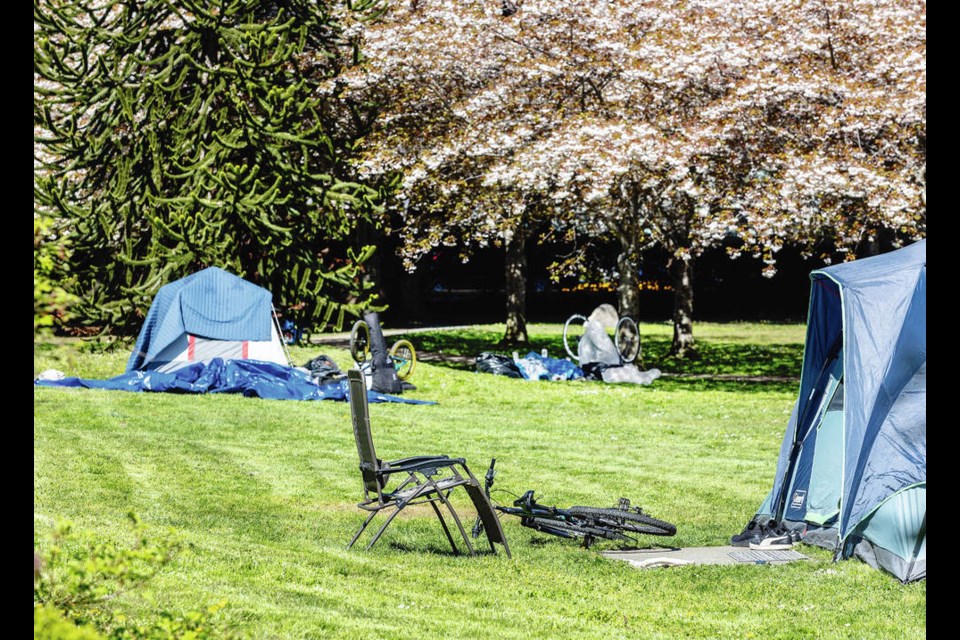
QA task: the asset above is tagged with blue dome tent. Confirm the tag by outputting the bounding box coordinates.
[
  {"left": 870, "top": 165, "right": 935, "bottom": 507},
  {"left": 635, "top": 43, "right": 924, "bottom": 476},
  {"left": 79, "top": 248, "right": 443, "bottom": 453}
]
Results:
[
  {"left": 126, "top": 267, "right": 290, "bottom": 373},
  {"left": 753, "top": 239, "right": 925, "bottom": 582}
]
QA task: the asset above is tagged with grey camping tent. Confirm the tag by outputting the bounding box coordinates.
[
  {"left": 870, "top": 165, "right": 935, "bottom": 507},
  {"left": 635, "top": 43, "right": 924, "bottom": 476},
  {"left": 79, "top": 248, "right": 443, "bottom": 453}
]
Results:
[{"left": 753, "top": 239, "right": 925, "bottom": 583}]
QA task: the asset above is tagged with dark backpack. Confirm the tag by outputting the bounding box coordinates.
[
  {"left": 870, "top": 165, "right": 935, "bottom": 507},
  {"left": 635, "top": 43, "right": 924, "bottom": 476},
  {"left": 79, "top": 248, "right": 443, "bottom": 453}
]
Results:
[{"left": 304, "top": 354, "right": 345, "bottom": 384}]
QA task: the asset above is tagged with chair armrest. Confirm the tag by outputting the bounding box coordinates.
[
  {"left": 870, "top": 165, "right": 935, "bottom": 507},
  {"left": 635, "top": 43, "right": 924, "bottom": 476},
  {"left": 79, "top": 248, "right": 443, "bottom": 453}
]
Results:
[
  {"left": 387, "top": 455, "right": 450, "bottom": 466},
  {"left": 380, "top": 455, "right": 466, "bottom": 474}
]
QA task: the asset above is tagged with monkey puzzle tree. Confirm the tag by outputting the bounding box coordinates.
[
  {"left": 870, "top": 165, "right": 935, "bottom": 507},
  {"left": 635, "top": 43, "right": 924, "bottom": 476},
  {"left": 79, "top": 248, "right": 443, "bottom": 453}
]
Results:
[
  {"left": 34, "top": 211, "right": 78, "bottom": 334},
  {"left": 35, "top": 0, "right": 385, "bottom": 336}
]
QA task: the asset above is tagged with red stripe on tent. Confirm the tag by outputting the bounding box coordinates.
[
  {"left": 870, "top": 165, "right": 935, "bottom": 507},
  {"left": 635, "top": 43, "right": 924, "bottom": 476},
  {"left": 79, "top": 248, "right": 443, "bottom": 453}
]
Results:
[
  {"left": 242, "top": 341, "right": 248, "bottom": 359},
  {"left": 188, "top": 335, "right": 195, "bottom": 360}
]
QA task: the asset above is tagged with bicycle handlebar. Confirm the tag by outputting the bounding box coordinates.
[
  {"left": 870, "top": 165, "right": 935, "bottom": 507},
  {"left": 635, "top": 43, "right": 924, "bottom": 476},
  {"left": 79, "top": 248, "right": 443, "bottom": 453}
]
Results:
[{"left": 481, "top": 457, "right": 497, "bottom": 497}]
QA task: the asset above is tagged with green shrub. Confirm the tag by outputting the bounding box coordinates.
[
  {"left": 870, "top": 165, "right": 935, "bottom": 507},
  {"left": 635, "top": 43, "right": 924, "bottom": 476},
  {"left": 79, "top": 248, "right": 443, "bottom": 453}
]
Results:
[
  {"left": 34, "top": 514, "right": 233, "bottom": 639},
  {"left": 34, "top": 604, "right": 105, "bottom": 640}
]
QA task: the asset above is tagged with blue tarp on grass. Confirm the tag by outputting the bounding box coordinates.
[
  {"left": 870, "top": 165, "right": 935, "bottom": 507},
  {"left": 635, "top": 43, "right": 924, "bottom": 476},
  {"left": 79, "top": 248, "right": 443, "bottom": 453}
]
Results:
[
  {"left": 34, "top": 358, "right": 435, "bottom": 405},
  {"left": 514, "top": 351, "right": 584, "bottom": 380}
]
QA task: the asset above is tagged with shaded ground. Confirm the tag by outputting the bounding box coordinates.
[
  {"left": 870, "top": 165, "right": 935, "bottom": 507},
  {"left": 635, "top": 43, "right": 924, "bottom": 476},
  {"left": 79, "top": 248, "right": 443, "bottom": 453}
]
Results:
[
  {"left": 309, "top": 326, "right": 801, "bottom": 383},
  {"left": 310, "top": 325, "right": 478, "bottom": 365}
]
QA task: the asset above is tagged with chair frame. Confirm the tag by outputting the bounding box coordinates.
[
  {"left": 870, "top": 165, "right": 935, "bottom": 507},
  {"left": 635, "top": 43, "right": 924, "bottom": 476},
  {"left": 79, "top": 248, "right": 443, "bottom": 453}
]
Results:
[{"left": 346, "top": 368, "right": 510, "bottom": 557}]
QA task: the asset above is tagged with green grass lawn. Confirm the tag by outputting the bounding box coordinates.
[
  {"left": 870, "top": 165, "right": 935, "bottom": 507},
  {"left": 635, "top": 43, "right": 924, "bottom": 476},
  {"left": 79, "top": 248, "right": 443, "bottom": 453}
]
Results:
[{"left": 34, "top": 323, "right": 926, "bottom": 639}]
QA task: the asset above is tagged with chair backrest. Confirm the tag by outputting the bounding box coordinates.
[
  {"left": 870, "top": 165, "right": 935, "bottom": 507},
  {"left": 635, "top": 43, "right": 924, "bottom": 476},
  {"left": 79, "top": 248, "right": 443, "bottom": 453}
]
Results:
[{"left": 348, "top": 369, "right": 381, "bottom": 496}]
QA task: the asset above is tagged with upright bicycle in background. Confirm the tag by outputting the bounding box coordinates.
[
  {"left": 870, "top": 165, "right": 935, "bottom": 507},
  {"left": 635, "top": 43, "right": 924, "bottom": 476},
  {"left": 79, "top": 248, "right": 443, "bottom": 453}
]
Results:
[
  {"left": 563, "top": 310, "right": 641, "bottom": 366},
  {"left": 350, "top": 319, "right": 418, "bottom": 381},
  {"left": 471, "top": 459, "right": 676, "bottom": 549}
]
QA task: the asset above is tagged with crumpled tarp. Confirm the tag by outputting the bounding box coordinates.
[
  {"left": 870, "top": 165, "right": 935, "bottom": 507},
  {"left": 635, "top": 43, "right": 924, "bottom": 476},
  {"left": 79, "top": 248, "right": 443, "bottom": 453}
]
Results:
[
  {"left": 514, "top": 351, "right": 584, "bottom": 381},
  {"left": 583, "top": 362, "right": 661, "bottom": 385},
  {"left": 474, "top": 351, "right": 584, "bottom": 381},
  {"left": 34, "top": 358, "right": 435, "bottom": 405},
  {"left": 475, "top": 352, "right": 524, "bottom": 378},
  {"left": 578, "top": 318, "right": 623, "bottom": 365}
]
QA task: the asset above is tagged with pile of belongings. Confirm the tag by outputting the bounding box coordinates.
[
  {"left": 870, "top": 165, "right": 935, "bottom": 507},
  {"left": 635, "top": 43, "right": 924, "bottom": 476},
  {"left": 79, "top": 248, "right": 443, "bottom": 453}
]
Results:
[
  {"left": 476, "top": 351, "right": 583, "bottom": 381},
  {"left": 474, "top": 304, "right": 661, "bottom": 386},
  {"left": 576, "top": 318, "right": 660, "bottom": 385},
  {"left": 577, "top": 305, "right": 660, "bottom": 385},
  {"left": 304, "top": 354, "right": 347, "bottom": 384}
]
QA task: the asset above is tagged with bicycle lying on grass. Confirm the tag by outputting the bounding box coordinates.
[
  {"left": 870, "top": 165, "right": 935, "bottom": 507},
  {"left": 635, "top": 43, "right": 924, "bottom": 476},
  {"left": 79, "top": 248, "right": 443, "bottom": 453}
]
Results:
[{"left": 471, "top": 459, "right": 676, "bottom": 549}]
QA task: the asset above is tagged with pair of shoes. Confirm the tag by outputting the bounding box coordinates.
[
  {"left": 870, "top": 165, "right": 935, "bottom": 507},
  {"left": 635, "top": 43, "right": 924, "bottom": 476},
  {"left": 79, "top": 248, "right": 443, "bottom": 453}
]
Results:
[{"left": 730, "top": 519, "right": 799, "bottom": 547}]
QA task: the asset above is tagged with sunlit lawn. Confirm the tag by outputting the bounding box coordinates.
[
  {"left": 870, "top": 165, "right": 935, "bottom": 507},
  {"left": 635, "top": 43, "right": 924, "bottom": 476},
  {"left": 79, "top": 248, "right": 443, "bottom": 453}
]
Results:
[{"left": 34, "top": 322, "right": 925, "bottom": 639}]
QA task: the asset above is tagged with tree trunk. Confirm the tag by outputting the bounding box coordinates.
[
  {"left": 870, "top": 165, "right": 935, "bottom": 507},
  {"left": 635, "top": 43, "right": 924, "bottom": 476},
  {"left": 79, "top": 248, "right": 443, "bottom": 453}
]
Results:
[
  {"left": 501, "top": 226, "right": 529, "bottom": 346},
  {"left": 669, "top": 256, "right": 697, "bottom": 358},
  {"left": 617, "top": 232, "right": 641, "bottom": 320}
]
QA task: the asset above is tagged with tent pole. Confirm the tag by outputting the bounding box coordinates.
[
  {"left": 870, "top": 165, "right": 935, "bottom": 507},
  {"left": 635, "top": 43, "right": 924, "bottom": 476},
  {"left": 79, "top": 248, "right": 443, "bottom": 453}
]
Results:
[
  {"left": 903, "top": 510, "right": 926, "bottom": 581},
  {"left": 773, "top": 333, "right": 844, "bottom": 522},
  {"left": 272, "top": 304, "right": 294, "bottom": 368}
]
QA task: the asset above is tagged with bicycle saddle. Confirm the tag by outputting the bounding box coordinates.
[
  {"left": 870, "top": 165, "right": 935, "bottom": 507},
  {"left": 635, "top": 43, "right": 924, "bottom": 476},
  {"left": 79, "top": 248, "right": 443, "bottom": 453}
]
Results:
[{"left": 515, "top": 490, "right": 536, "bottom": 510}]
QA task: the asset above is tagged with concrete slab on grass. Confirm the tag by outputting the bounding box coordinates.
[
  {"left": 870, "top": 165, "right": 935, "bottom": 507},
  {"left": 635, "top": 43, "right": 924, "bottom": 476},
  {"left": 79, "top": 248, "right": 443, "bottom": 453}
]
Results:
[{"left": 602, "top": 545, "right": 809, "bottom": 569}]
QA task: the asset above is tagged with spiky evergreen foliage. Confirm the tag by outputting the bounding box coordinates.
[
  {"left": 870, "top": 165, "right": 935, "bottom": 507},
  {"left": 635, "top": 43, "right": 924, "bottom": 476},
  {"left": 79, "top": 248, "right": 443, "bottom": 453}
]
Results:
[{"left": 34, "top": 0, "right": 384, "bottom": 335}]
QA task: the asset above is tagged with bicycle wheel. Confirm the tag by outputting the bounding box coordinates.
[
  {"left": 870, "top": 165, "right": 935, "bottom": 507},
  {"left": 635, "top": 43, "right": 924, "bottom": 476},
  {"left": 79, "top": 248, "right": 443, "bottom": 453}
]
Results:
[
  {"left": 567, "top": 506, "right": 677, "bottom": 537},
  {"left": 614, "top": 316, "right": 641, "bottom": 364},
  {"left": 562, "top": 314, "right": 588, "bottom": 361},
  {"left": 349, "top": 320, "right": 370, "bottom": 364},
  {"left": 389, "top": 339, "right": 417, "bottom": 380}
]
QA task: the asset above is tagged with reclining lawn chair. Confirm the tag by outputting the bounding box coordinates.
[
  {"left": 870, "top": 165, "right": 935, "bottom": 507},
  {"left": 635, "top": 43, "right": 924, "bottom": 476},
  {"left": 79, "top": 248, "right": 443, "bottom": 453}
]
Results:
[{"left": 346, "top": 369, "right": 511, "bottom": 557}]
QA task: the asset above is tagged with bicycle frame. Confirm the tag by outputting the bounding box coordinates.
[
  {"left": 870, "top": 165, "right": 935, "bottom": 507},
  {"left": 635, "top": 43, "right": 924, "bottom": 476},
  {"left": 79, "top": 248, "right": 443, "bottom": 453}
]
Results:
[
  {"left": 471, "top": 458, "right": 676, "bottom": 548},
  {"left": 475, "top": 459, "right": 562, "bottom": 519},
  {"left": 471, "top": 461, "right": 580, "bottom": 540},
  {"left": 496, "top": 490, "right": 597, "bottom": 541}
]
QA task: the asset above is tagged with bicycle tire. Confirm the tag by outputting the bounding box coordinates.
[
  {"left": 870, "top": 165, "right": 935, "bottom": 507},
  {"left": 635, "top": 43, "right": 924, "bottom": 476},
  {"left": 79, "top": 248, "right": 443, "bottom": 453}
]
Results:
[
  {"left": 349, "top": 320, "right": 370, "bottom": 364},
  {"left": 567, "top": 506, "right": 677, "bottom": 537},
  {"left": 389, "top": 339, "right": 417, "bottom": 380},
  {"left": 614, "top": 316, "right": 641, "bottom": 363},
  {"left": 562, "top": 314, "right": 588, "bottom": 361}
]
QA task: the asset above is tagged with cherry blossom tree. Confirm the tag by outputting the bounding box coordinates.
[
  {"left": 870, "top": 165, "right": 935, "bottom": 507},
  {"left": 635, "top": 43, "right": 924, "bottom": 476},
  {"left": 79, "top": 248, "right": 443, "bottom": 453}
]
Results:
[
  {"left": 710, "top": 0, "right": 926, "bottom": 267},
  {"left": 339, "top": 0, "right": 925, "bottom": 355}
]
